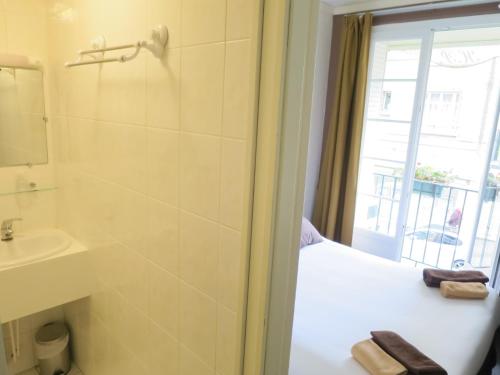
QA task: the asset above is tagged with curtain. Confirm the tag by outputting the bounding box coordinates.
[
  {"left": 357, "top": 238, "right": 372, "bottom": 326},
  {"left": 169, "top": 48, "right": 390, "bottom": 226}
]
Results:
[{"left": 312, "top": 14, "right": 372, "bottom": 245}]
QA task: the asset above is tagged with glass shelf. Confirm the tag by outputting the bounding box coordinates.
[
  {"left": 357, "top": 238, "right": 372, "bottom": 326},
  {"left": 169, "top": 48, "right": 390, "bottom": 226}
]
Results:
[{"left": 0, "top": 186, "right": 57, "bottom": 197}]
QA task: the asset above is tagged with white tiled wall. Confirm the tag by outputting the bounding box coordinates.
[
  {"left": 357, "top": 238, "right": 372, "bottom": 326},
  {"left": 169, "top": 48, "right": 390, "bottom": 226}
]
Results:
[{"left": 46, "top": 1, "right": 260, "bottom": 375}]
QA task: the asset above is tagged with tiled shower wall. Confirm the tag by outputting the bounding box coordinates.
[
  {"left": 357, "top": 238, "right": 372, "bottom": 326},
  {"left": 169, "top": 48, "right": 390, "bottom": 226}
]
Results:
[{"left": 46, "top": 0, "right": 259, "bottom": 374}]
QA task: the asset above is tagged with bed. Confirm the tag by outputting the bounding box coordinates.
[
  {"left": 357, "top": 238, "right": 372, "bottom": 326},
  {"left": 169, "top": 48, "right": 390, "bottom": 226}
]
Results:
[{"left": 289, "top": 239, "right": 500, "bottom": 375}]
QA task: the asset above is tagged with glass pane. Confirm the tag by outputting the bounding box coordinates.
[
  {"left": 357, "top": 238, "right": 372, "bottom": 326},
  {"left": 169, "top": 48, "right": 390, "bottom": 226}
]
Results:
[
  {"left": 355, "top": 39, "right": 422, "bottom": 236},
  {"left": 402, "top": 27, "right": 500, "bottom": 270},
  {"left": 470, "top": 119, "right": 500, "bottom": 276},
  {"left": 366, "top": 81, "right": 416, "bottom": 122},
  {"left": 361, "top": 120, "right": 412, "bottom": 166},
  {"left": 370, "top": 39, "right": 422, "bottom": 80}
]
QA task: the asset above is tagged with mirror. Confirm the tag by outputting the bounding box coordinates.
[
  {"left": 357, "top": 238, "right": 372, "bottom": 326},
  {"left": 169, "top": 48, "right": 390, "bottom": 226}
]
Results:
[{"left": 0, "top": 66, "right": 48, "bottom": 167}]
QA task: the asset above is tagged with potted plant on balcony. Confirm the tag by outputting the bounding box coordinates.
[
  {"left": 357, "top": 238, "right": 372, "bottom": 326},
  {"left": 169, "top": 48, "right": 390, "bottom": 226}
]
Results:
[
  {"left": 413, "top": 165, "right": 454, "bottom": 197},
  {"left": 484, "top": 172, "right": 500, "bottom": 202}
]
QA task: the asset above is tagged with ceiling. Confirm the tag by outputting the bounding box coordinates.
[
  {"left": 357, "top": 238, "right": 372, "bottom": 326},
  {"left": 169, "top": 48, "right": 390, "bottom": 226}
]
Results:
[
  {"left": 323, "top": 0, "right": 370, "bottom": 6},
  {"left": 321, "top": 0, "right": 458, "bottom": 14}
]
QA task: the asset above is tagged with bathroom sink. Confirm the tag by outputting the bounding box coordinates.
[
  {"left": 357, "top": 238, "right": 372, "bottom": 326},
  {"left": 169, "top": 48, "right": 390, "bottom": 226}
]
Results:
[
  {"left": 0, "top": 228, "right": 91, "bottom": 322},
  {"left": 0, "top": 229, "right": 71, "bottom": 270}
]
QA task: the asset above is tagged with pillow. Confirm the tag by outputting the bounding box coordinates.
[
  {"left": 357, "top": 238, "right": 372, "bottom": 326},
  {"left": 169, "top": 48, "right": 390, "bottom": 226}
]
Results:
[{"left": 300, "top": 217, "right": 323, "bottom": 248}]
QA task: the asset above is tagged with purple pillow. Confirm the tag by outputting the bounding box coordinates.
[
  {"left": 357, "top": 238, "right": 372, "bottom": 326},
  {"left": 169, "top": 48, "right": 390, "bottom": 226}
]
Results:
[{"left": 300, "top": 217, "right": 323, "bottom": 248}]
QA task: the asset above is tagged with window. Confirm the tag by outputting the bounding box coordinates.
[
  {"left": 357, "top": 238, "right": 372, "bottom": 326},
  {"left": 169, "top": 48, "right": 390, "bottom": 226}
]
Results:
[
  {"left": 354, "top": 22, "right": 500, "bottom": 274},
  {"left": 422, "top": 91, "right": 461, "bottom": 135},
  {"left": 381, "top": 90, "right": 392, "bottom": 113}
]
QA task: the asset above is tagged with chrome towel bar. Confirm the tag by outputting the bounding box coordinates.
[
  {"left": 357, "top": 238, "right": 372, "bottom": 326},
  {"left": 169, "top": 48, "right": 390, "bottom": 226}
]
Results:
[{"left": 65, "top": 25, "right": 168, "bottom": 68}]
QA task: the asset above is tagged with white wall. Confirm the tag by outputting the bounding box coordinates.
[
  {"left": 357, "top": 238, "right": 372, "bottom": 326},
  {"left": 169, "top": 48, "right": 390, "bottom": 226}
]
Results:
[{"left": 303, "top": 2, "right": 334, "bottom": 219}]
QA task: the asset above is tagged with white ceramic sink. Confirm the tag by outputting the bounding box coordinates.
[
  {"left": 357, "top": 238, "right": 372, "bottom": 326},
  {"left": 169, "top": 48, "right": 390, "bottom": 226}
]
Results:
[
  {"left": 0, "top": 229, "right": 91, "bottom": 322},
  {"left": 0, "top": 229, "right": 71, "bottom": 270}
]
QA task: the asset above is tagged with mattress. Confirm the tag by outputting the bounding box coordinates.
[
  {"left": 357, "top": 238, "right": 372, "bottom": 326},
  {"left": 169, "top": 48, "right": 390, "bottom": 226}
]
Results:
[{"left": 289, "top": 239, "right": 500, "bottom": 375}]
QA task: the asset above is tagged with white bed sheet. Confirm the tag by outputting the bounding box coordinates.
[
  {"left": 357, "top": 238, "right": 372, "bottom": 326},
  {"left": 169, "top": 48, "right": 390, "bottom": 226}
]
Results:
[{"left": 289, "top": 239, "right": 500, "bottom": 375}]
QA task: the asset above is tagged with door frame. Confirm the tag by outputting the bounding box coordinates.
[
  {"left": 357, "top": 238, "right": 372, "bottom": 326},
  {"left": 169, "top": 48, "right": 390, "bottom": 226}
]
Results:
[
  {"left": 244, "top": 6, "right": 500, "bottom": 375},
  {"left": 242, "top": 0, "right": 319, "bottom": 374}
]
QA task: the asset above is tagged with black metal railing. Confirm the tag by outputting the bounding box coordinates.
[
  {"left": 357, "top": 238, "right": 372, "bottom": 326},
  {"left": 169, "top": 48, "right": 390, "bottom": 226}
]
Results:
[
  {"left": 402, "top": 180, "right": 473, "bottom": 270},
  {"left": 367, "top": 173, "right": 499, "bottom": 270}
]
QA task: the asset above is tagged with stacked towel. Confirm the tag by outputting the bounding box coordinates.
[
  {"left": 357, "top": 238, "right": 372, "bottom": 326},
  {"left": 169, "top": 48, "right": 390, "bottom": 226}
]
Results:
[
  {"left": 440, "top": 281, "right": 489, "bottom": 299},
  {"left": 423, "top": 268, "right": 489, "bottom": 288},
  {"left": 352, "top": 331, "right": 447, "bottom": 375},
  {"left": 371, "top": 331, "right": 447, "bottom": 375},
  {"left": 351, "top": 339, "right": 408, "bottom": 375}
]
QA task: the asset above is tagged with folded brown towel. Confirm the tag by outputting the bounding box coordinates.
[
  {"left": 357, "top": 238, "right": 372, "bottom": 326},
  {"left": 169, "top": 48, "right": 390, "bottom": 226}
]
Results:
[
  {"left": 423, "top": 268, "right": 489, "bottom": 288},
  {"left": 440, "top": 281, "right": 489, "bottom": 299},
  {"left": 352, "top": 339, "right": 408, "bottom": 375},
  {"left": 371, "top": 331, "right": 447, "bottom": 375}
]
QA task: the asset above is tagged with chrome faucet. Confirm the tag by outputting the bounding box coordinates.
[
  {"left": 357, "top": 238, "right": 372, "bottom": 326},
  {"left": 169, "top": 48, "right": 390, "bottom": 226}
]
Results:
[{"left": 1, "top": 218, "right": 22, "bottom": 241}]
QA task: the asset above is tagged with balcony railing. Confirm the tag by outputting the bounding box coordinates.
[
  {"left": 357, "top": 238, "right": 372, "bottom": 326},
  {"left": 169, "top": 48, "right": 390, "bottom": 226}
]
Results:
[{"left": 369, "top": 173, "right": 499, "bottom": 270}]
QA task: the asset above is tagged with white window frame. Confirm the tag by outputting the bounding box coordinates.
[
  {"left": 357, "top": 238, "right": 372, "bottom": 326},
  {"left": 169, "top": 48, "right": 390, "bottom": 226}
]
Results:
[{"left": 354, "top": 14, "right": 500, "bottom": 263}]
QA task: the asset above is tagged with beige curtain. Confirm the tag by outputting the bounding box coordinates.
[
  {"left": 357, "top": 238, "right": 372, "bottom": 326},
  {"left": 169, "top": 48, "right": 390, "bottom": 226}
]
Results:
[{"left": 312, "top": 14, "right": 372, "bottom": 245}]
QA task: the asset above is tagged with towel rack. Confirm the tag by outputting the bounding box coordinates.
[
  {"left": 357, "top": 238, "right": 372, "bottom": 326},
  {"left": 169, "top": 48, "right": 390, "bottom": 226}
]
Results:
[{"left": 65, "top": 25, "right": 168, "bottom": 68}]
